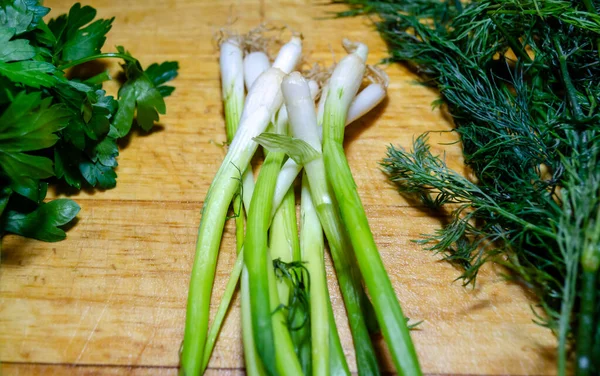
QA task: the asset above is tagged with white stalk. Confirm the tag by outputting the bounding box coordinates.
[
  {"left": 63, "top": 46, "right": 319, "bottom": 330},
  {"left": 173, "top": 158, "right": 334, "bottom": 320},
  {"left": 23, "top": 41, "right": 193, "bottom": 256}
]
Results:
[
  {"left": 244, "top": 51, "right": 271, "bottom": 91},
  {"left": 220, "top": 39, "right": 245, "bottom": 142},
  {"left": 308, "top": 79, "right": 319, "bottom": 99},
  {"left": 220, "top": 39, "right": 244, "bottom": 104},
  {"left": 228, "top": 68, "right": 285, "bottom": 167},
  {"left": 269, "top": 75, "right": 319, "bottom": 218},
  {"left": 273, "top": 36, "right": 302, "bottom": 74},
  {"left": 240, "top": 40, "right": 302, "bottom": 212},
  {"left": 317, "top": 84, "right": 329, "bottom": 126},
  {"left": 283, "top": 68, "right": 382, "bottom": 374},
  {"left": 271, "top": 77, "right": 386, "bottom": 215},
  {"left": 346, "top": 83, "right": 386, "bottom": 124},
  {"left": 240, "top": 52, "right": 270, "bottom": 212},
  {"left": 321, "top": 41, "right": 422, "bottom": 375},
  {"left": 342, "top": 38, "right": 368, "bottom": 62},
  {"left": 283, "top": 72, "right": 322, "bottom": 152},
  {"left": 325, "top": 47, "right": 366, "bottom": 123}
]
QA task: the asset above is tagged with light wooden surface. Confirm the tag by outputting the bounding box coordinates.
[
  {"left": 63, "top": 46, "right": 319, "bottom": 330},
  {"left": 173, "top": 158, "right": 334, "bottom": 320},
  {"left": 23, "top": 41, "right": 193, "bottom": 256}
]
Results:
[{"left": 0, "top": 0, "right": 557, "bottom": 375}]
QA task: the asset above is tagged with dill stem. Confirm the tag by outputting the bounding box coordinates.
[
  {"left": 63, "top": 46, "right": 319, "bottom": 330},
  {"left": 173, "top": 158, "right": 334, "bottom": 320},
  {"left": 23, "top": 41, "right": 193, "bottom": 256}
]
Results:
[
  {"left": 490, "top": 17, "right": 531, "bottom": 63},
  {"left": 583, "top": 0, "right": 596, "bottom": 12},
  {"left": 576, "top": 270, "right": 597, "bottom": 376},
  {"left": 582, "top": 0, "right": 600, "bottom": 58},
  {"left": 552, "top": 36, "right": 586, "bottom": 122},
  {"left": 480, "top": 205, "right": 556, "bottom": 240}
]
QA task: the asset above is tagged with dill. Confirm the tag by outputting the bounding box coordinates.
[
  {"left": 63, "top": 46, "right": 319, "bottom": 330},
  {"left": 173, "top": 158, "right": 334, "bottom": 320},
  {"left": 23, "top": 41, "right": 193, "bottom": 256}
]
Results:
[{"left": 336, "top": 0, "right": 600, "bottom": 375}]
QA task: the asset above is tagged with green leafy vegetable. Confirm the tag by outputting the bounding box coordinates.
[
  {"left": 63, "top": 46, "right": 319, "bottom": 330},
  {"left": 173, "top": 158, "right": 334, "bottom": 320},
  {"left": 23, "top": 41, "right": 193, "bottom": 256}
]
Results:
[
  {"left": 0, "top": 27, "right": 35, "bottom": 62},
  {"left": 3, "top": 198, "right": 80, "bottom": 242},
  {"left": 337, "top": 0, "right": 600, "bottom": 375},
  {"left": 0, "top": 0, "right": 50, "bottom": 35},
  {"left": 0, "top": 1, "right": 179, "bottom": 243}
]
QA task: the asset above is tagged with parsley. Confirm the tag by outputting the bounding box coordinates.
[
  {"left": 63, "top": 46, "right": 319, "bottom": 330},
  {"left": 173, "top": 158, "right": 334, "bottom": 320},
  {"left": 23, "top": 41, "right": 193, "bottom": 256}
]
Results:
[{"left": 0, "top": 1, "right": 178, "bottom": 243}]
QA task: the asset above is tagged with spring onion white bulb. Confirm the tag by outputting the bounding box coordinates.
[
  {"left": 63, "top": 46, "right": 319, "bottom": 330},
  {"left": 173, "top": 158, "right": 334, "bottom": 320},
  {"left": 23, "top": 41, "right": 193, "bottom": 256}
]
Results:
[
  {"left": 308, "top": 79, "right": 319, "bottom": 99},
  {"left": 346, "top": 83, "right": 386, "bottom": 124},
  {"left": 220, "top": 39, "right": 245, "bottom": 142},
  {"left": 317, "top": 84, "right": 329, "bottom": 126},
  {"left": 272, "top": 77, "right": 387, "bottom": 215},
  {"left": 244, "top": 51, "right": 271, "bottom": 91},
  {"left": 282, "top": 72, "right": 321, "bottom": 151},
  {"left": 240, "top": 51, "right": 270, "bottom": 211},
  {"left": 273, "top": 36, "right": 302, "bottom": 74}
]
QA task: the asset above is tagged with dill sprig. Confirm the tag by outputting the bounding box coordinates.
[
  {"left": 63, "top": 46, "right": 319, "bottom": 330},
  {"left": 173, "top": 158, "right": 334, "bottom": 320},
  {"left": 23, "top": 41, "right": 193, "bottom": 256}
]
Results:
[
  {"left": 336, "top": 0, "right": 600, "bottom": 375},
  {"left": 273, "top": 258, "right": 312, "bottom": 375}
]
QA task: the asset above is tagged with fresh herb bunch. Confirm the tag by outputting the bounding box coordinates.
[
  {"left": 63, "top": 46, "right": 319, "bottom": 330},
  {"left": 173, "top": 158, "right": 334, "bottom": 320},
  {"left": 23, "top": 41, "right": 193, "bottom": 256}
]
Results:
[
  {"left": 337, "top": 0, "right": 600, "bottom": 374},
  {"left": 0, "top": 1, "right": 178, "bottom": 242}
]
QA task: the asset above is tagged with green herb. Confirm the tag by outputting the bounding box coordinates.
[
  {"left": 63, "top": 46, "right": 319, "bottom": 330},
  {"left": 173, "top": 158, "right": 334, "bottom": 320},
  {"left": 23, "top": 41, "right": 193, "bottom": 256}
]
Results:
[
  {"left": 0, "top": 1, "right": 178, "bottom": 243},
  {"left": 337, "top": 0, "right": 600, "bottom": 374}
]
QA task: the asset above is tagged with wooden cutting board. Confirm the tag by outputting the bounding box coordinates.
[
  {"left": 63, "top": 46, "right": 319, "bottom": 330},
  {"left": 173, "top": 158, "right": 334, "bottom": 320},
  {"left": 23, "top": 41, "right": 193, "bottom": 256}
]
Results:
[{"left": 0, "top": 0, "right": 558, "bottom": 375}]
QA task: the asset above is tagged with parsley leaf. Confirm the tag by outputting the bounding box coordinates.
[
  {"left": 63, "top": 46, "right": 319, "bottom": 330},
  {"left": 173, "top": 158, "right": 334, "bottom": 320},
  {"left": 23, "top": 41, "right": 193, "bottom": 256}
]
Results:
[
  {"left": 3, "top": 198, "right": 80, "bottom": 242},
  {"left": 50, "top": 3, "right": 114, "bottom": 62},
  {"left": 0, "top": 186, "right": 10, "bottom": 217},
  {"left": 0, "top": 0, "right": 49, "bottom": 35},
  {"left": 53, "top": 143, "right": 83, "bottom": 189},
  {"left": 79, "top": 160, "right": 116, "bottom": 188},
  {"left": 0, "top": 1, "right": 178, "bottom": 244},
  {"left": 0, "top": 60, "right": 56, "bottom": 88},
  {"left": 111, "top": 48, "right": 168, "bottom": 136},
  {"left": 146, "top": 61, "right": 179, "bottom": 97},
  {"left": 0, "top": 26, "right": 36, "bottom": 62},
  {"left": 0, "top": 91, "right": 68, "bottom": 183}
]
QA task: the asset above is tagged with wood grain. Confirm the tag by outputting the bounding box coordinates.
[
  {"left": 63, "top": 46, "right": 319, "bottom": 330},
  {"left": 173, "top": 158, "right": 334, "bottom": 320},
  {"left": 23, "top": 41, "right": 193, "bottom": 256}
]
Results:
[{"left": 0, "top": 0, "right": 557, "bottom": 375}]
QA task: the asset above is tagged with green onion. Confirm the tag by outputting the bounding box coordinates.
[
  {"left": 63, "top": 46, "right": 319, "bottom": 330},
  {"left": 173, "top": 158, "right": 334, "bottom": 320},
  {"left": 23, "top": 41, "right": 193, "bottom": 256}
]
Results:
[
  {"left": 321, "top": 40, "right": 421, "bottom": 376},
  {"left": 244, "top": 118, "right": 300, "bottom": 375},
  {"left": 281, "top": 71, "right": 380, "bottom": 375},
  {"left": 181, "top": 62, "right": 287, "bottom": 376}
]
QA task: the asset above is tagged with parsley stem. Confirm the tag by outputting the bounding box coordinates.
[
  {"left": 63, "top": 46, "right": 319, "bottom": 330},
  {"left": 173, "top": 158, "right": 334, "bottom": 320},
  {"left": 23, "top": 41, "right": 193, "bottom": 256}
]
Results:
[{"left": 57, "top": 53, "right": 138, "bottom": 70}]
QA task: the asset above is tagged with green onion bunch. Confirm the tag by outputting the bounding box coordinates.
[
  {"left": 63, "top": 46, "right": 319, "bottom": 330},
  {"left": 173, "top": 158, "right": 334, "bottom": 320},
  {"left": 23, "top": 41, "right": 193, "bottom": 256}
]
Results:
[{"left": 179, "top": 31, "right": 421, "bottom": 376}]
